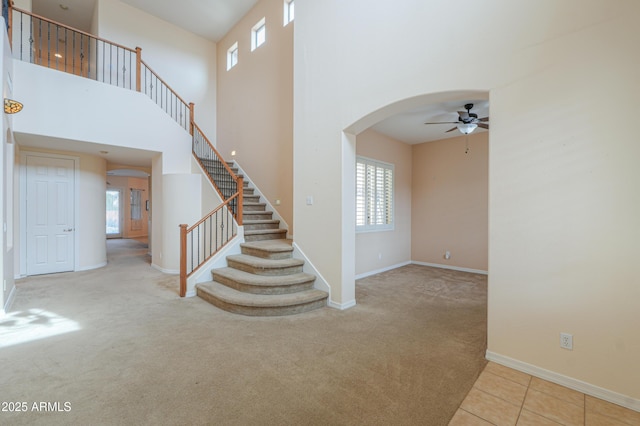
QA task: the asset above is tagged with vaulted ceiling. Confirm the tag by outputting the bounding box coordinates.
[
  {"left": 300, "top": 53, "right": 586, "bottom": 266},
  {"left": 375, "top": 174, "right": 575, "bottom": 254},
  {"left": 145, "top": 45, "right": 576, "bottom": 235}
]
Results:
[
  {"left": 32, "top": 0, "right": 258, "bottom": 42},
  {"left": 29, "top": 0, "right": 489, "bottom": 145}
]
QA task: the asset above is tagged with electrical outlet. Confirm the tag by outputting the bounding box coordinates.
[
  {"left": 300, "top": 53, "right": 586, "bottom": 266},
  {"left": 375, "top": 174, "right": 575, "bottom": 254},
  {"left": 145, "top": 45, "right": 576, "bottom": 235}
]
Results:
[
  {"left": 560, "top": 333, "right": 573, "bottom": 350},
  {"left": 444, "top": 251, "right": 451, "bottom": 260}
]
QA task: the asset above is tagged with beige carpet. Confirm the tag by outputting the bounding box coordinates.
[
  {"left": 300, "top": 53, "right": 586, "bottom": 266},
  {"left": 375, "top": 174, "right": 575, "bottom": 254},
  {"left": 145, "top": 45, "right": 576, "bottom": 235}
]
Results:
[{"left": 0, "top": 239, "right": 487, "bottom": 425}]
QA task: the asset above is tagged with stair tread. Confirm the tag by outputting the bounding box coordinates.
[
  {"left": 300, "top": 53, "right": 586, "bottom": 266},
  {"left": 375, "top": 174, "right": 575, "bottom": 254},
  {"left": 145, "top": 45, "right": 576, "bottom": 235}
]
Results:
[
  {"left": 213, "top": 267, "right": 315, "bottom": 286},
  {"left": 227, "top": 254, "right": 303, "bottom": 268},
  {"left": 241, "top": 240, "right": 293, "bottom": 252},
  {"left": 197, "top": 282, "right": 327, "bottom": 308}
]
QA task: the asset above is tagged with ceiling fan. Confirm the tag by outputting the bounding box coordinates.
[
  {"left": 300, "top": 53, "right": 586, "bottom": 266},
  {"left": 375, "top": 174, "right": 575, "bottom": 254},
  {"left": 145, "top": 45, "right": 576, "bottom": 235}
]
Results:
[{"left": 424, "top": 103, "right": 489, "bottom": 134}]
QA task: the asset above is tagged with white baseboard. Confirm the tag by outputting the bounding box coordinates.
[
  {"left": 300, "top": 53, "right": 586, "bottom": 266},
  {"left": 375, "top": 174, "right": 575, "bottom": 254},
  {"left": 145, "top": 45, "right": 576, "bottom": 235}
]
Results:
[
  {"left": 151, "top": 264, "right": 179, "bottom": 275},
  {"left": 292, "top": 242, "right": 331, "bottom": 297},
  {"left": 184, "top": 290, "right": 197, "bottom": 298},
  {"left": 76, "top": 262, "right": 107, "bottom": 272},
  {"left": 412, "top": 261, "right": 488, "bottom": 275},
  {"left": 486, "top": 351, "right": 640, "bottom": 412},
  {"left": 355, "top": 261, "right": 411, "bottom": 280},
  {"left": 328, "top": 299, "right": 356, "bottom": 310}
]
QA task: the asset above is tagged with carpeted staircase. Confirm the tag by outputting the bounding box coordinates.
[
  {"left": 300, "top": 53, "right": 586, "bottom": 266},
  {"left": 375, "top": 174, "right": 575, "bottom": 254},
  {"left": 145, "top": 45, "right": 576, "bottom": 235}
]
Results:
[{"left": 195, "top": 160, "right": 328, "bottom": 316}]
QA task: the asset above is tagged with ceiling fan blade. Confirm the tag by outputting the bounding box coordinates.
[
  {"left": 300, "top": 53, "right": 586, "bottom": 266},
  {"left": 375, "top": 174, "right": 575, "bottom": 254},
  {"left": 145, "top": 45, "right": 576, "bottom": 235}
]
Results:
[
  {"left": 445, "top": 127, "right": 458, "bottom": 133},
  {"left": 478, "top": 117, "right": 489, "bottom": 122},
  {"left": 424, "top": 121, "right": 459, "bottom": 125},
  {"left": 477, "top": 123, "right": 489, "bottom": 130}
]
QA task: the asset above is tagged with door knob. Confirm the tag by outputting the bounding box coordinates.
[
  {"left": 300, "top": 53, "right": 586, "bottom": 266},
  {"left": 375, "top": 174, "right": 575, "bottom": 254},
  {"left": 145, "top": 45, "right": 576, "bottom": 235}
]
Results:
[{"left": 63, "top": 228, "right": 73, "bottom": 232}]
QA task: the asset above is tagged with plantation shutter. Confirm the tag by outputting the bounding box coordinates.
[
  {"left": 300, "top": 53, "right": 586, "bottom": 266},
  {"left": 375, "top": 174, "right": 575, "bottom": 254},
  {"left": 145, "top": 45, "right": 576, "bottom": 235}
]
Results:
[
  {"left": 356, "top": 161, "right": 367, "bottom": 226},
  {"left": 356, "top": 157, "right": 394, "bottom": 231}
]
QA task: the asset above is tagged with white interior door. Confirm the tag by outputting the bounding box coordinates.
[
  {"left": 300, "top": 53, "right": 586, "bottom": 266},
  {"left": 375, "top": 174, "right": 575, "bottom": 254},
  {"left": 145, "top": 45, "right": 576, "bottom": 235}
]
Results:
[{"left": 26, "top": 155, "right": 75, "bottom": 275}]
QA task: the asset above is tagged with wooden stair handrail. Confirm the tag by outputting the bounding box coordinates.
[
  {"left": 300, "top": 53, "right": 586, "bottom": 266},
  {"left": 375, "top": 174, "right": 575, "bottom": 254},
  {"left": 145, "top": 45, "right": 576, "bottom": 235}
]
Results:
[
  {"left": 179, "top": 192, "right": 241, "bottom": 297},
  {"left": 139, "top": 59, "right": 191, "bottom": 107},
  {"left": 192, "top": 122, "right": 240, "bottom": 180}
]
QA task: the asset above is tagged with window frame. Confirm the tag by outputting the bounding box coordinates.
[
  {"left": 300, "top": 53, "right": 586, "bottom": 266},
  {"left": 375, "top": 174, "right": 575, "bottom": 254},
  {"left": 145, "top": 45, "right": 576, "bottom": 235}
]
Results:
[
  {"left": 251, "top": 18, "right": 266, "bottom": 51},
  {"left": 226, "top": 42, "right": 238, "bottom": 70},
  {"left": 283, "top": 0, "right": 294, "bottom": 26},
  {"left": 356, "top": 156, "right": 395, "bottom": 233}
]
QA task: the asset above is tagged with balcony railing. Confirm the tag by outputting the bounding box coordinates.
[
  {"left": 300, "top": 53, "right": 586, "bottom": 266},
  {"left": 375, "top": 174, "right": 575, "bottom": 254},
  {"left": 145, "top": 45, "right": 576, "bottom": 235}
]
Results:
[{"left": 9, "top": 6, "right": 191, "bottom": 131}]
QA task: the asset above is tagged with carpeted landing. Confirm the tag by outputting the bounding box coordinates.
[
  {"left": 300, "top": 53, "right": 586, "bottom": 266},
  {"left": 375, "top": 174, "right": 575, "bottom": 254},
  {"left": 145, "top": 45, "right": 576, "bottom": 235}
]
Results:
[{"left": 0, "top": 239, "right": 487, "bottom": 425}]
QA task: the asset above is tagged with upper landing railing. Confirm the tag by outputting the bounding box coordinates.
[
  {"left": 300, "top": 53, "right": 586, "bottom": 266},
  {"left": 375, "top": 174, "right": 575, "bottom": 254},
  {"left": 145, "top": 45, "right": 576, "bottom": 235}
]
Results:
[
  {"left": 7, "top": 5, "right": 245, "bottom": 296},
  {"left": 9, "top": 6, "right": 192, "bottom": 132}
]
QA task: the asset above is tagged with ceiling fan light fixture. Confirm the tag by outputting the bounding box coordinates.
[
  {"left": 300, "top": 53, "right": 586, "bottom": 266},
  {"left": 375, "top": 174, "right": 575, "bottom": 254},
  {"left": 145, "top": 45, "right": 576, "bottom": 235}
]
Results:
[{"left": 457, "top": 122, "right": 477, "bottom": 134}]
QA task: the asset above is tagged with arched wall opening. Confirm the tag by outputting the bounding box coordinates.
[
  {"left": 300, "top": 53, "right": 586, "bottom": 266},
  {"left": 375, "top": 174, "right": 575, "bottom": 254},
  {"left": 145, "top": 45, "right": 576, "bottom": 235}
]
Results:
[{"left": 342, "top": 90, "right": 490, "bottom": 302}]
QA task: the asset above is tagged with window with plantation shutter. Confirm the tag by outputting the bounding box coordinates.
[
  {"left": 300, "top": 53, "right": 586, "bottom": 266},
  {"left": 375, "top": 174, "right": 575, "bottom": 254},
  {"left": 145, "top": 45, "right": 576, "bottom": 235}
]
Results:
[{"left": 356, "top": 156, "right": 394, "bottom": 232}]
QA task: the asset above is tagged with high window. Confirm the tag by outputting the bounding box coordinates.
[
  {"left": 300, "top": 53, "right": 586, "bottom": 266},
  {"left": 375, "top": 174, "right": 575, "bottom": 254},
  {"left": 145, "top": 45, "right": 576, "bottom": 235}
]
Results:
[
  {"left": 356, "top": 157, "right": 394, "bottom": 232},
  {"left": 227, "top": 42, "right": 238, "bottom": 70},
  {"left": 251, "top": 18, "right": 266, "bottom": 51},
  {"left": 284, "top": 0, "right": 294, "bottom": 25}
]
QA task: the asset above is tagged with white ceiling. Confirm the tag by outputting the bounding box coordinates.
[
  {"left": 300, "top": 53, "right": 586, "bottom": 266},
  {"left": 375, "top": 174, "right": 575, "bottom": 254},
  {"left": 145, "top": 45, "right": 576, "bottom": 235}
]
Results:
[
  {"left": 32, "top": 0, "right": 258, "bottom": 42},
  {"left": 15, "top": 132, "right": 159, "bottom": 168}
]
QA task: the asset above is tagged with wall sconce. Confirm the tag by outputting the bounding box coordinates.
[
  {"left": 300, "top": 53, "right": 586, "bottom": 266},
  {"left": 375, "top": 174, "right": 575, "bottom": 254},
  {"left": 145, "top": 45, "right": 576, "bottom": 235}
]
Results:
[{"left": 4, "top": 99, "right": 23, "bottom": 114}]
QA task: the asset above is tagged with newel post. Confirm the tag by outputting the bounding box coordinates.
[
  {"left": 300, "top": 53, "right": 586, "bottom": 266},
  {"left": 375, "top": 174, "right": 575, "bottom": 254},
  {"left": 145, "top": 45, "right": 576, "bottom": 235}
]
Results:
[
  {"left": 179, "top": 224, "right": 188, "bottom": 297},
  {"left": 237, "top": 177, "right": 243, "bottom": 226},
  {"left": 189, "top": 102, "right": 195, "bottom": 136},
  {"left": 135, "top": 47, "right": 142, "bottom": 92}
]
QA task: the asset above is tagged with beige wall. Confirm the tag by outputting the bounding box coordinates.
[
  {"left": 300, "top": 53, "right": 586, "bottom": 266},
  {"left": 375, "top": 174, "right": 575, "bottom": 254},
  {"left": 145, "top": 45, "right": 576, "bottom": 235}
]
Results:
[
  {"left": 216, "top": 0, "right": 294, "bottom": 230},
  {"left": 106, "top": 176, "right": 150, "bottom": 238},
  {"left": 294, "top": 0, "right": 640, "bottom": 403},
  {"left": 412, "top": 133, "right": 488, "bottom": 271},
  {"left": 355, "top": 129, "right": 412, "bottom": 276}
]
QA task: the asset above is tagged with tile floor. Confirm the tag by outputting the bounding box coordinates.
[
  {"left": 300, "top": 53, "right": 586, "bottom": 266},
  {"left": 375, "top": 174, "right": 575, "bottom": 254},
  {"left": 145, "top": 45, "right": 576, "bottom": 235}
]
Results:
[{"left": 449, "top": 362, "right": 640, "bottom": 425}]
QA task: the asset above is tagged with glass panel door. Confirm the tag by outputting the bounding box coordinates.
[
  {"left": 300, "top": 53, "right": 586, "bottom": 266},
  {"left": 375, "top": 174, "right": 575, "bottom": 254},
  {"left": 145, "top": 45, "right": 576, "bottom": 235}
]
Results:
[{"left": 106, "top": 189, "right": 122, "bottom": 238}]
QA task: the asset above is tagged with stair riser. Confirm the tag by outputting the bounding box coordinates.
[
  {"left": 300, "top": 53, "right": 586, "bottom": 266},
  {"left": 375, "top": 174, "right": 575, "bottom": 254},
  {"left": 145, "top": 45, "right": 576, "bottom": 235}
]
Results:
[
  {"left": 196, "top": 289, "right": 327, "bottom": 316},
  {"left": 203, "top": 167, "right": 239, "bottom": 173},
  {"left": 227, "top": 259, "right": 302, "bottom": 276},
  {"left": 205, "top": 168, "right": 240, "bottom": 180},
  {"left": 243, "top": 196, "right": 261, "bottom": 203},
  {"left": 211, "top": 275, "right": 315, "bottom": 295},
  {"left": 243, "top": 213, "right": 273, "bottom": 221},
  {"left": 243, "top": 223, "right": 280, "bottom": 231},
  {"left": 244, "top": 232, "right": 286, "bottom": 242},
  {"left": 243, "top": 204, "right": 267, "bottom": 212}
]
